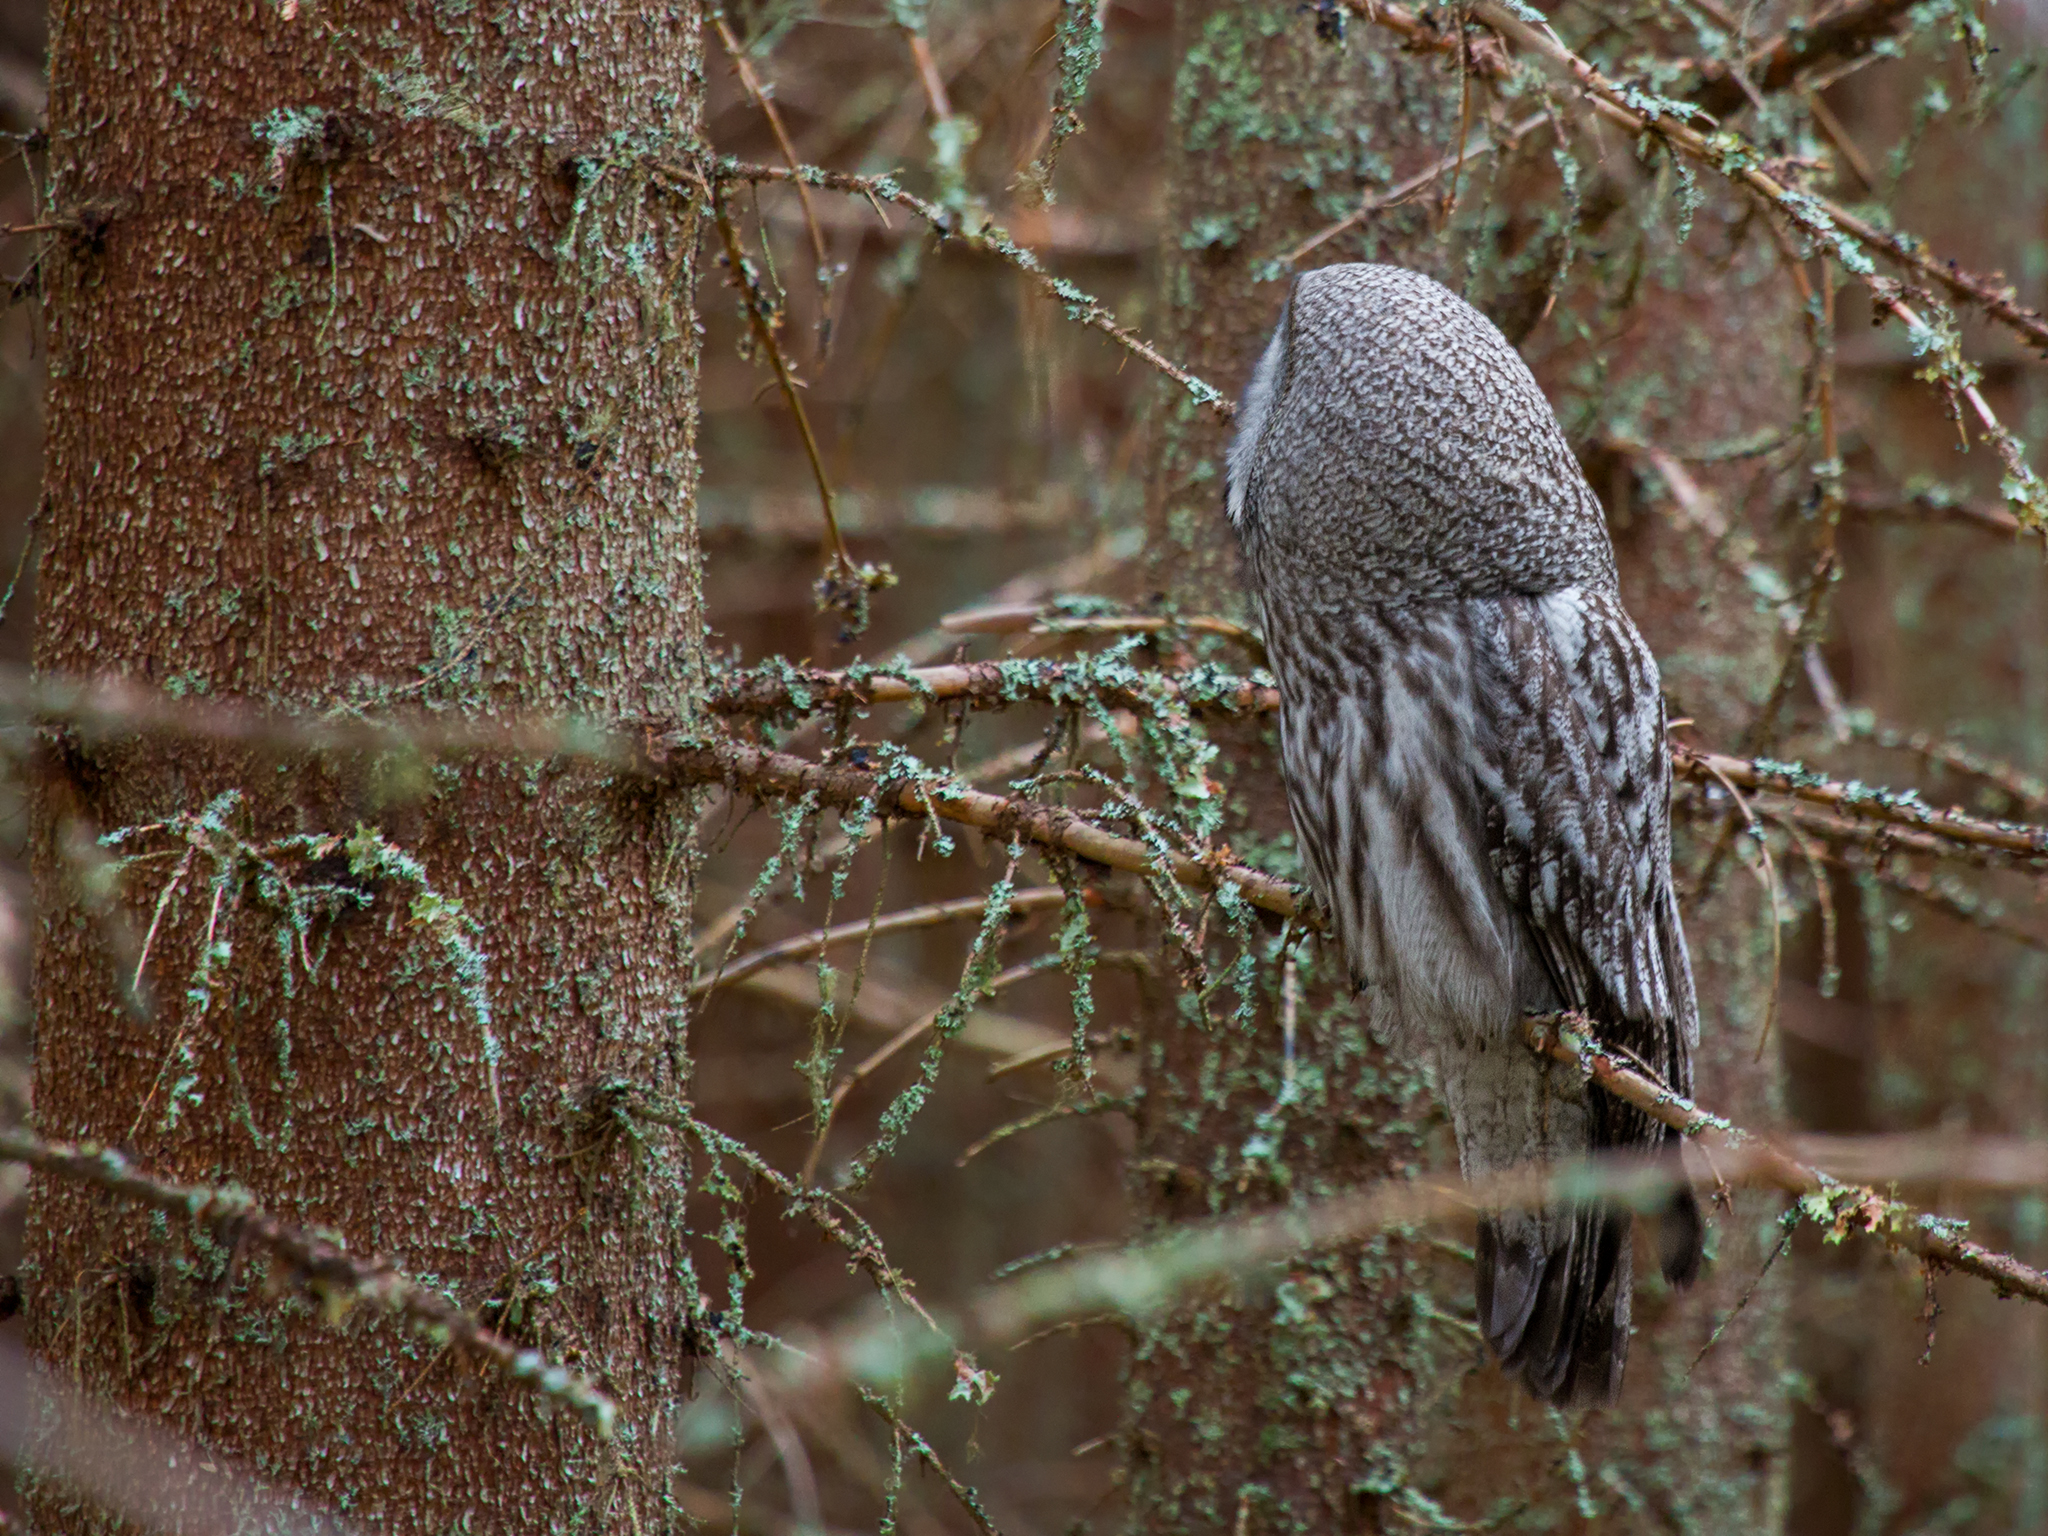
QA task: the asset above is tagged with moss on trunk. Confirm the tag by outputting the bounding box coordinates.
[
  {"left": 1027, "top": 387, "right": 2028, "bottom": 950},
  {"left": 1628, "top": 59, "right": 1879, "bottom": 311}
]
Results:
[{"left": 27, "top": 3, "right": 707, "bottom": 1529}]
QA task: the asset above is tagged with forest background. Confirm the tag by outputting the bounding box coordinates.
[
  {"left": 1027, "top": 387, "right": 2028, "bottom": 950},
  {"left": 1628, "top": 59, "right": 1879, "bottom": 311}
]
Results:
[{"left": 0, "top": 0, "right": 2045, "bottom": 1533}]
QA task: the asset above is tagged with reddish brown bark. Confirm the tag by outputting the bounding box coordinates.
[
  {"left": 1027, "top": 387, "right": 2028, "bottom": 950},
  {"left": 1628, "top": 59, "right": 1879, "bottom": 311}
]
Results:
[{"left": 25, "top": 1, "right": 706, "bottom": 1528}]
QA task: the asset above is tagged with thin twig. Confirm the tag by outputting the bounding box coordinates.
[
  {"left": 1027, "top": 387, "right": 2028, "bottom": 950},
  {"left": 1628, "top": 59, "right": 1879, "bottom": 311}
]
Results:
[
  {"left": 695, "top": 888, "right": 1070, "bottom": 999},
  {"left": 704, "top": 159, "right": 1230, "bottom": 416},
  {"left": 903, "top": 27, "right": 956, "bottom": 125},
  {"left": 0, "top": 490, "right": 43, "bottom": 631},
  {"left": 709, "top": 184, "right": 853, "bottom": 571},
  {"left": 710, "top": 13, "right": 831, "bottom": 282},
  {"left": 1284, "top": 111, "right": 1550, "bottom": 265},
  {"left": 1689, "top": 0, "right": 1920, "bottom": 116},
  {"left": 1800, "top": 84, "right": 1875, "bottom": 192},
  {"left": 1843, "top": 486, "right": 2021, "bottom": 538},
  {"left": 1692, "top": 753, "right": 1784, "bottom": 1059}
]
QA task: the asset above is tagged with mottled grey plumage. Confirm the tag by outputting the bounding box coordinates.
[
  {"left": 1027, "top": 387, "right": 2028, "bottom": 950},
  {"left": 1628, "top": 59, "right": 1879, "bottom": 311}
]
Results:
[{"left": 1224, "top": 264, "right": 1702, "bottom": 1404}]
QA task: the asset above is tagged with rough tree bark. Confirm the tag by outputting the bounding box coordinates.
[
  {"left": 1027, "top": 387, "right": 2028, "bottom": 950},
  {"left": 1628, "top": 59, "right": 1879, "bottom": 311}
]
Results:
[
  {"left": 25, "top": 2, "right": 706, "bottom": 1529},
  {"left": 1124, "top": 4, "right": 1790, "bottom": 1529}
]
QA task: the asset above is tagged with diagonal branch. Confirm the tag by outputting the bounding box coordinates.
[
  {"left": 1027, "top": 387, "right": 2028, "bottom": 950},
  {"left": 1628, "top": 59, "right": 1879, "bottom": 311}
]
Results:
[
  {"left": 702, "top": 158, "right": 1232, "bottom": 417},
  {"left": 5, "top": 1126, "right": 619, "bottom": 1430},
  {"left": 1284, "top": 109, "right": 1551, "bottom": 265},
  {"left": 708, "top": 184, "right": 855, "bottom": 572},
  {"left": 710, "top": 12, "right": 830, "bottom": 279},
  {"left": 1341, "top": 0, "right": 2048, "bottom": 364},
  {"left": 774, "top": 1044, "right": 2048, "bottom": 1402},
  {"left": 1688, "top": 0, "right": 1920, "bottom": 116},
  {"left": 1526, "top": 1012, "right": 2048, "bottom": 1305},
  {"left": 1471, "top": 0, "right": 2048, "bottom": 360},
  {"left": 693, "top": 886, "right": 1071, "bottom": 997},
  {"left": 651, "top": 735, "right": 1308, "bottom": 922}
]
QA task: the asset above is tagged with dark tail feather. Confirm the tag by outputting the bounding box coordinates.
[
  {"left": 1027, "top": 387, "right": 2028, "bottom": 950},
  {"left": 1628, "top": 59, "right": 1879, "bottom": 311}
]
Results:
[
  {"left": 1475, "top": 1207, "right": 1632, "bottom": 1405},
  {"left": 1659, "top": 1181, "right": 1705, "bottom": 1287},
  {"left": 1475, "top": 1145, "right": 1705, "bottom": 1405},
  {"left": 1657, "top": 1127, "right": 1706, "bottom": 1285}
]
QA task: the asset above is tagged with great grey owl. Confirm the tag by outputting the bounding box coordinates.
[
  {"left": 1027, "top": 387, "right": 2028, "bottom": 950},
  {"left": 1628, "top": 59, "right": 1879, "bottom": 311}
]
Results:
[{"left": 1223, "top": 264, "right": 1702, "bottom": 1404}]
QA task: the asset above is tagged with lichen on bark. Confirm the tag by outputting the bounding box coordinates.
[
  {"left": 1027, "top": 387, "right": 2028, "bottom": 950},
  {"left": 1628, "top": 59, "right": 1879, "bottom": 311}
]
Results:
[{"left": 26, "top": 2, "right": 709, "bottom": 1529}]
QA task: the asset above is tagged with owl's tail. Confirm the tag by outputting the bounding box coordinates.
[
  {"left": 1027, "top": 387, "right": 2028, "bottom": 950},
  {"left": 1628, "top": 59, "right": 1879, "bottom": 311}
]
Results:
[{"left": 1475, "top": 1153, "right": 1702, "bottom": 1405}]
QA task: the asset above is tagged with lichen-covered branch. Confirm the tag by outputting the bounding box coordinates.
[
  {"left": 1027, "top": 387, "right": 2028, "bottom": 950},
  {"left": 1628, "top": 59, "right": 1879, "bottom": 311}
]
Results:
[
  {"left": 1472, "top": 0, "right": 2048, "bottom": 364},
  {"left": 1687, "top": 0, "right": 1921, "bottom": 115},
  {"left": 705, "top": 656, "right": 1278, "bottom": 720},
  {"left": 1526, "top": 1013, "right": 2048, "bottom": 1306},
  {"left": 1674, "top": 743, "right": 2048, "bottom": 865},
  {"left": 4, "top": 1126, "right": 618, "bottom": 1430},
  {"left": 652, "top": 735, "right": 1307, "bottom": 920},
  {"left": 705, "top": 158, "right": 1231, "bottom": 416},
  {"left": 1343, "top": 0, "right": 2048, "bottom": 374},
  {"left": 14, "top": 669, "right": 2048, "bottom": 877}
]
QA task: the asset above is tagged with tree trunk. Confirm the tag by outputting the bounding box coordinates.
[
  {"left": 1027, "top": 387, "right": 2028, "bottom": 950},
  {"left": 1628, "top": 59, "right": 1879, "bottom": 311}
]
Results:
[
  {"left": 1125, "top": 4, "right": 1789, "bottom": 1529},
  {"left": 25, "top": 2, "right": 705, "bottom": 1529}
]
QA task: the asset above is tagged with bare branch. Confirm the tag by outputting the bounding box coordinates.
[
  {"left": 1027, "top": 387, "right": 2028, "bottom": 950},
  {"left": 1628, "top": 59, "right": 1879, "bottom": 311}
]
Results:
[
  {"left": 1283, "top": 110, "right": 1551, "bottom": 265},
  {"left": 1689, "top": 0, "right": 1920, "bottom": 116},
  {"left": 1844, "top": 485, "right": 2022, "bottom": 538},
  {"left": 709, "top": 184, "right": 856, "bottom": 573},
  {"left": 709, "top": 14, "right": 831, "bottom": 280},
  {"left": 694, "top": 887, "right": 1071, "bottom": 997}
]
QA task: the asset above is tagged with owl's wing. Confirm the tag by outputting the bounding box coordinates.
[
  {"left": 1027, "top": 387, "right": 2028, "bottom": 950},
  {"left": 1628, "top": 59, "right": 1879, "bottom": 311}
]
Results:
[
  {"left": 1451, "top": 588, "right": 1704, "bottom": 1400},
  {"left": 1468, "top": 587, "right": 1696, "bottom": 1105}
]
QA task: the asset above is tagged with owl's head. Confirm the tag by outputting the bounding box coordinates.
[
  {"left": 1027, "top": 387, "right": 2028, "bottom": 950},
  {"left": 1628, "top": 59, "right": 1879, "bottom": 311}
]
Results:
[{"left": 1223, "top": 263, "right": 1615, "bottom": 603}]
